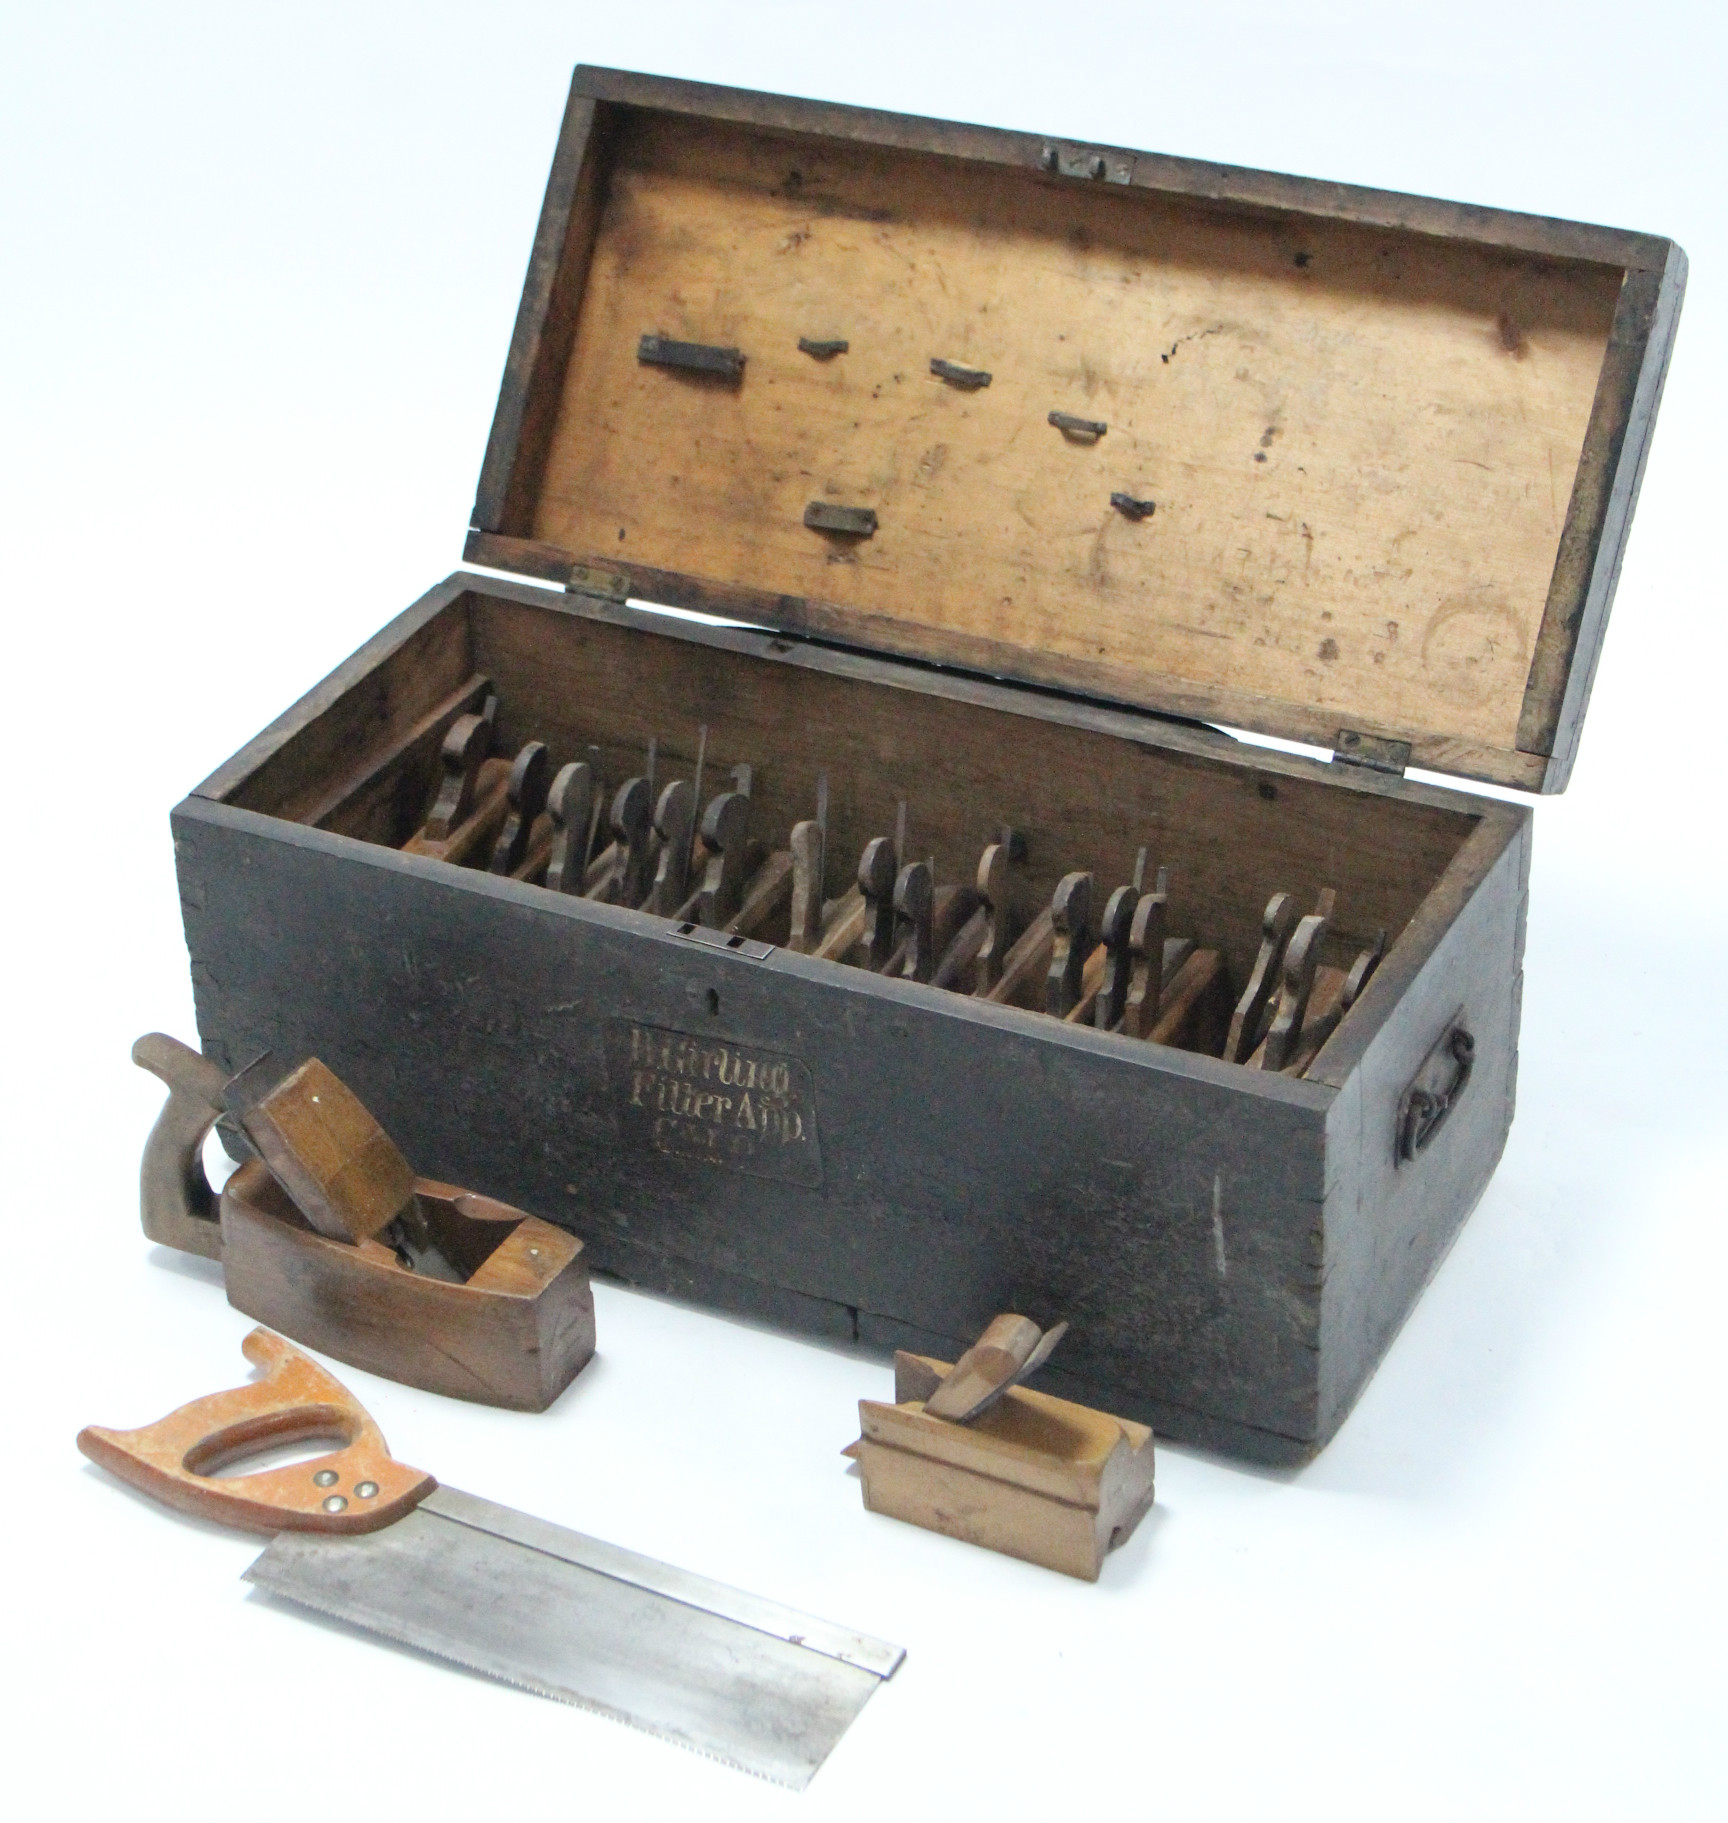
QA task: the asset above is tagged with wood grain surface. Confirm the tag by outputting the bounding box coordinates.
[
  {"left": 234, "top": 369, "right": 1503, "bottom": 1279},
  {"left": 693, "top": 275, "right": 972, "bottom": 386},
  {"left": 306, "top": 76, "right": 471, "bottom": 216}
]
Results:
[{"left": 531, "top": 110, "right": 1620, "bottom": 762}]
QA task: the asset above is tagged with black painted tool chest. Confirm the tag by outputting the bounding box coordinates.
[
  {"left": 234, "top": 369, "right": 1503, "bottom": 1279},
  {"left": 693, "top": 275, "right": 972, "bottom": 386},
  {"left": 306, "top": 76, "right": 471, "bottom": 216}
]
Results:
[{"left": 173, "top": 66, "right": 1683, "bottom": 1463}]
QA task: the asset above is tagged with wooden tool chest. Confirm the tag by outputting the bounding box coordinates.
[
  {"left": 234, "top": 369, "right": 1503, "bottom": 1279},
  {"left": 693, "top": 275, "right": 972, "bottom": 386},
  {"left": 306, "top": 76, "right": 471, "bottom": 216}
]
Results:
[{"left": 172, "top": 67, "right": 1683, "bottom": 1464}]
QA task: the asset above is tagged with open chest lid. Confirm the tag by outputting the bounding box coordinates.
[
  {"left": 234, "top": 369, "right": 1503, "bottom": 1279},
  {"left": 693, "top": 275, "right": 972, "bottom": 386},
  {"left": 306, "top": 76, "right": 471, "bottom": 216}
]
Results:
[{"left": 467, "top": 67, "right": 1685, "bottom": 793}]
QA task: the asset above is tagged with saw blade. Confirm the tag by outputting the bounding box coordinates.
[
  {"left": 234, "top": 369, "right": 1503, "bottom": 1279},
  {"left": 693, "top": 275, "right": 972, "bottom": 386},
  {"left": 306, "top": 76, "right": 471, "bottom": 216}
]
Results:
[{"left": 242, "top": 1486, "right": 902, "bottom": 1789}]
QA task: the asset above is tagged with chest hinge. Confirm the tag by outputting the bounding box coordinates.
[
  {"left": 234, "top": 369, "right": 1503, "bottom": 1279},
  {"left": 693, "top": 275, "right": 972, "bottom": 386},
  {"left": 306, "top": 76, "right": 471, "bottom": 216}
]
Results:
[
  {"left": 564, "top": 564, "right": 631, "bottom": 603},
  {"left": 1331, "top": 730, "right": 1411, "bottom": 777}
]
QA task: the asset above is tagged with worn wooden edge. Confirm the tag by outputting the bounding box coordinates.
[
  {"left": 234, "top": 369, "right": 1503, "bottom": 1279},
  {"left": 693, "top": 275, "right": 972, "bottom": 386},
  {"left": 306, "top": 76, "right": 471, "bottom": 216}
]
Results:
[
  {"left": 1506, "top": 813, "right": 1532, "bottom": 1132},
  {"left": 464, "top": 539, "right": 1550, "bottom": 791},
  {"left": 466, "top": 527, "right": 572, "bottom": 586},
  {"left": 569, "top": 66, "right": 1672, "bottom": 270},
  {"left": 1518, "top": 239, "right": 1688, "bottom": 786},
  {"left": 1305, "top": 802, "right": 1527, "bottom": 1095},
  {"left": 472, "top": 86, "right": 616, "bottom": 537},
  {"left": 171, "top": 792, "right": 1335, "bottom": 1111},
  {"left": 190, "top": 575, "right": 474, "bottom": 805},
  {"left": 1316, "top": 1140, "right": 1503, "bottom": 1446}
]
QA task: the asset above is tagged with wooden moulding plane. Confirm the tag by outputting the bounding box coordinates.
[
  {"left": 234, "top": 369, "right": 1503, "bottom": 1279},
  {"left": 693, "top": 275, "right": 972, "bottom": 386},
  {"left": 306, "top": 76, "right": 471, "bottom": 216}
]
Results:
[
  {"left": 133, "top": 1033, "right": 594, "bottom": 1411},
  {"left": 846, "top": 1315, "right": 1156, "bottom": 1580}
]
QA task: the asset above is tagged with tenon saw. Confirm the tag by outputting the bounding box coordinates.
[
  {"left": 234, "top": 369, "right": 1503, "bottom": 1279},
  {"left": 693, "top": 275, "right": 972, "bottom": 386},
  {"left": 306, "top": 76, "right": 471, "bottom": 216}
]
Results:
[{"left": 78, "top": 1328, "right": 903, "bottom": 1789}]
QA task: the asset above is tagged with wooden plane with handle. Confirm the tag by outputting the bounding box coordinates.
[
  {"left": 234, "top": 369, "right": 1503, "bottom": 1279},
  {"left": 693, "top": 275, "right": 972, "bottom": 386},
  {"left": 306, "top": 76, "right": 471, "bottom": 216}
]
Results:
[{"left": 132, "top": 1033, "right": 594, "bottom": 1411}]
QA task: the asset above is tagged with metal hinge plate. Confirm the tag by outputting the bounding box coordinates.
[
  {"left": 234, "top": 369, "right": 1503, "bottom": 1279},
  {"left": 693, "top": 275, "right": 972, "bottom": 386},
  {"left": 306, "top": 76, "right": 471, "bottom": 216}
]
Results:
[
  {"left": 1332, "top": 730, "right": 1411, "bottom": 776},
  {"left": 565, "top": 565, "right": 630, "bottom": 603}
]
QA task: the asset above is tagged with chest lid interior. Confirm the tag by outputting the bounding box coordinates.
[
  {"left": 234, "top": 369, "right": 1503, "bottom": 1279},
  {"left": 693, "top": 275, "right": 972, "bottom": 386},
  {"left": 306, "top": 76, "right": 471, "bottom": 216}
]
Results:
[{"left": 467, "top": 67, "right": 1685, "bottom": 793}]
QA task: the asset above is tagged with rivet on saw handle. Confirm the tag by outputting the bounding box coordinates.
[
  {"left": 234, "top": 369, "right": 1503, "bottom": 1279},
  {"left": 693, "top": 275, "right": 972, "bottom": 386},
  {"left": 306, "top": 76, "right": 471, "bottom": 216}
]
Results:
[{"left": 77, "top": 1328, "right": 435, "bottom": 1535}]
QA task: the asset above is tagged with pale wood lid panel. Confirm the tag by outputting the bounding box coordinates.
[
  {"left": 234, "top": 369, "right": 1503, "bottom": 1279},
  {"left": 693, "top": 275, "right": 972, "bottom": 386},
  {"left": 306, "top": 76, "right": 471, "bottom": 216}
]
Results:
[{"left": 529, "top": 112, "right": 1622, "bottom": 774}]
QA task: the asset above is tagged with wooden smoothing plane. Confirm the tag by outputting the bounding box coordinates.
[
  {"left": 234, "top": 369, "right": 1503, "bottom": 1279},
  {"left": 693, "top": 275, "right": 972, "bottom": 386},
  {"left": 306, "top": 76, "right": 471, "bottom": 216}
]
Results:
[
  {"left": 79, "top": 1329, "right": 902, "bottom": 1790},
  {"left": 132, "top": 1033, "right": 593, "bottom": 1411},
  {"left": 846, "top": 1314, "right": 1156, "bottom": 1580}
]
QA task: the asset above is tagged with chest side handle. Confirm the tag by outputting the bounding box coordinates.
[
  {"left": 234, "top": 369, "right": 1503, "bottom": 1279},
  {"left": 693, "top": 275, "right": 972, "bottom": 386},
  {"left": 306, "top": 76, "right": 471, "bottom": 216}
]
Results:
[{"left": 1396, "top": 1019, "right": 1476, "bottom": 1164}]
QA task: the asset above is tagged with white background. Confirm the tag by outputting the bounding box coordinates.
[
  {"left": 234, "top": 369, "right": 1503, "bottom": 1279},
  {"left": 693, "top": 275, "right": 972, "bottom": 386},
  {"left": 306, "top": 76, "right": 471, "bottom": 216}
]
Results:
[{"left": 5, "top": 4, "right": 1724, "bottom": 1817}]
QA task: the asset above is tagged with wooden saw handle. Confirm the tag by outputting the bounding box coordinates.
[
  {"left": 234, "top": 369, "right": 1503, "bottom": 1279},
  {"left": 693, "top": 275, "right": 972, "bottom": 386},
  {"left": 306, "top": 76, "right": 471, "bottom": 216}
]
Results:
[{"left": 77, "top": 1328, "right": 435, "bottom": 1535}]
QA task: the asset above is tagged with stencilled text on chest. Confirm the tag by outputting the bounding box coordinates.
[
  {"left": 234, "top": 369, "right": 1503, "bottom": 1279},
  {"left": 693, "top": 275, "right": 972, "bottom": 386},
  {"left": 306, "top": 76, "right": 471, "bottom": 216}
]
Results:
[{"left": 606, "top": 1019, "right": 823, "bottom": 1187}]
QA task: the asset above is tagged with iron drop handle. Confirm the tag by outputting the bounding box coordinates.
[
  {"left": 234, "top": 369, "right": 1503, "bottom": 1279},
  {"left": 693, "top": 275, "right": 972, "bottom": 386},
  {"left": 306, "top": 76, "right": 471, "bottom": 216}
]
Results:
[{"left": 1396, "top": 1022, "right": 1475, "bottom": 1163}]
